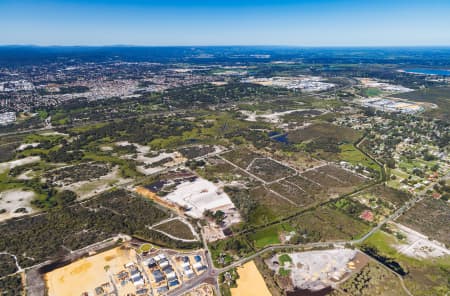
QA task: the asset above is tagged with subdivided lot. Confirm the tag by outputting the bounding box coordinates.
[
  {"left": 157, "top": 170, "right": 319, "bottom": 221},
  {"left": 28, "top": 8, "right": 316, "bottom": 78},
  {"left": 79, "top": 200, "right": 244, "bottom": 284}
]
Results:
[
  {"left": 299, "top": 164, "right": 367, "bottom": 196},
  {"left": 397, "top": 197, "right": 450, "bottom": 247},
  {"left": 315, "top": 164, "right": 366, "bottom": 185},
  {"left": 340, "top": 262, "right": 408, "bottom": 296},
  {"left": 247, "top": 158, "right": 296, "bottom": 182},
  {"left": 247, "top": 186, "right": 299, "bottom": 225},
  {"left": 153, "top": 219, "right": 197, "bottom": 241},
  {"left": 197, "top": 157, "right": 259, "bottom": 184},
  {"left": 361, "top": 231, "right": 450, "bottom": 296},
  {"left": 286, "top": 122, "right": 362, "bottom": 144},
  {"left": 284, "top": 175, "right": 323, "bottom": 196},
  {"left": 268, "top": 181, "right": 315, "bottom": 206},
  {"left": 178, "top": 145, "right": 216, "bottom": 159},
  {"left": 0, "top": 190, "right": 198, "bottom": 268},
  {"left": 221, "top": 148, "right": 262, "bottom": 168}
]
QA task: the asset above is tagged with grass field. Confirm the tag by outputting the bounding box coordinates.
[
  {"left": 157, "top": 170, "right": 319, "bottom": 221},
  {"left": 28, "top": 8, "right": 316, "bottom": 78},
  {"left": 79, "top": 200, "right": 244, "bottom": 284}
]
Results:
[
  {"left": 247, "top": 223, "right": 294, "bottom": 249},
  {"left": 339, "top": 144, "right": 381, "bottom": 173}
]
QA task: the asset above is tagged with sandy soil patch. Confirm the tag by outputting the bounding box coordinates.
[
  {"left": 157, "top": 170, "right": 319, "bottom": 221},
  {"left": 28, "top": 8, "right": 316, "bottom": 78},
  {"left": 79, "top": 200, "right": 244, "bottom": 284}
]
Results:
[
  {"left": 16, "top": 142, "right": 40, "bottom": 151},
  {"left": 46, "top": 247, "right": 137, "bottom": 296},
  {"left": 0, "top": 156, "right": 40, "bottom": 174},
  {"left": 231, "top": 261, "right": 271, "bottom": 296},
  {"left": 0, "top": 189, "right": 36, "bottom": 222},
  {"left": 390, "top": 222, "right": 450, "bottom": 258},
  {"left": 40, "top": 131, "right": 69, "bottom": 137},
  {"left": 16, "top": 169, "right": 34, "bottom": 180}
]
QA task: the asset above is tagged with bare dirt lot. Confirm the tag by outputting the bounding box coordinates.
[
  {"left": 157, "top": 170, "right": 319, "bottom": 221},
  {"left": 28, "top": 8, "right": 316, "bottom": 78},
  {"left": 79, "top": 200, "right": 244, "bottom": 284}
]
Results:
[
  {"left": 230, "top": 260, "right": 271, "bottom": 296},
  {"left": 390, "top": 222, "right": 450, "bottom": 258},
  {"left": 397, "top": 197, "right": 450, "bottom": 247},
  {"left": 45, "top": 247, "right": 138, "bottom": 296}
]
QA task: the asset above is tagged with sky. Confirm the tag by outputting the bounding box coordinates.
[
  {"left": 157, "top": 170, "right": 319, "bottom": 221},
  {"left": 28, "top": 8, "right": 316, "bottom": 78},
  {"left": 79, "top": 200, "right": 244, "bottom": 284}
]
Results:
[{"left": 1, "top": 0, "right": 450, "bottom": 46}]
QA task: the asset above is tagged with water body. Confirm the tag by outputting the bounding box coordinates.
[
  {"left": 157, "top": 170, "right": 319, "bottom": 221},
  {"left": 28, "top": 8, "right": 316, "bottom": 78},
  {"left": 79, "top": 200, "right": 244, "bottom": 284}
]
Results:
[
  {"left": 269, "top": 132, "right": 289, "bottom": 144},
  {"left": 287, "top": 287, "right": 334, "bottom": 296},
  {"left": 404, "top": 68, "right": 450, "bottom": 76}
]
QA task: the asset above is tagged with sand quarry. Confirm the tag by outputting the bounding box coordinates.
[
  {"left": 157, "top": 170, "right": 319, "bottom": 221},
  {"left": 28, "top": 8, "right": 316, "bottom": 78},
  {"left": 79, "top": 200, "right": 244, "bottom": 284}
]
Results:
[
  {"left": 0, "top": 189, "right": 36, "bottom": 222},
  {"left": 230, "top": 261, "right": 271, "bottom": 296},
  {"left": 46, "top": 247, "right": 136, "bottom": 296}
]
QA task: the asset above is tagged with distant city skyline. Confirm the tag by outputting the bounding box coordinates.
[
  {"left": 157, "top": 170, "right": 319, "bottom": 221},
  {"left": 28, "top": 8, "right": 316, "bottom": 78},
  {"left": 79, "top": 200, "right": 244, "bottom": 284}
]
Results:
[{"left": 1, "top": 0, "right": 450, "bottom": 46}]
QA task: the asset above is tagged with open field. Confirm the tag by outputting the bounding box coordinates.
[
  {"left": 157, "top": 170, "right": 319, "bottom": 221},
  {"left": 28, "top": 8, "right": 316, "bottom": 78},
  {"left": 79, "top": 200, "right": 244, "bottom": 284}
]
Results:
[
  {"left": 397, "top": 197, "right": 450, "bottom": 247},
  {"left": 247, "top": 158, "right": 295, "bottom": 182},
  {"left": 230, "top": 261, "right": 271, "bottom": 296}
]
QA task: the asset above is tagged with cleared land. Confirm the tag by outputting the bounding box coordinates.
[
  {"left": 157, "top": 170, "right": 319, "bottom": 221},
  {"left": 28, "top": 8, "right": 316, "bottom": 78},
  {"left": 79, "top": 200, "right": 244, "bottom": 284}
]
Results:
[
  {"left": 397, "top": 197, "right": 450, "bottom": 247},
  {"left": 46, "top": 247, "right": 137, "bottom": 296},
  {"left": 230, "top": 261, "right": 271, "bottom": 296}
]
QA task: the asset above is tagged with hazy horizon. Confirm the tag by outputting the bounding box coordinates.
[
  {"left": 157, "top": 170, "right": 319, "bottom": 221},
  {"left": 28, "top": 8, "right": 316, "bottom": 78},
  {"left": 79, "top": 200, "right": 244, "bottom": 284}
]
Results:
[{"left": 1, "top": 0, "right": 450, "bottom": 46}]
